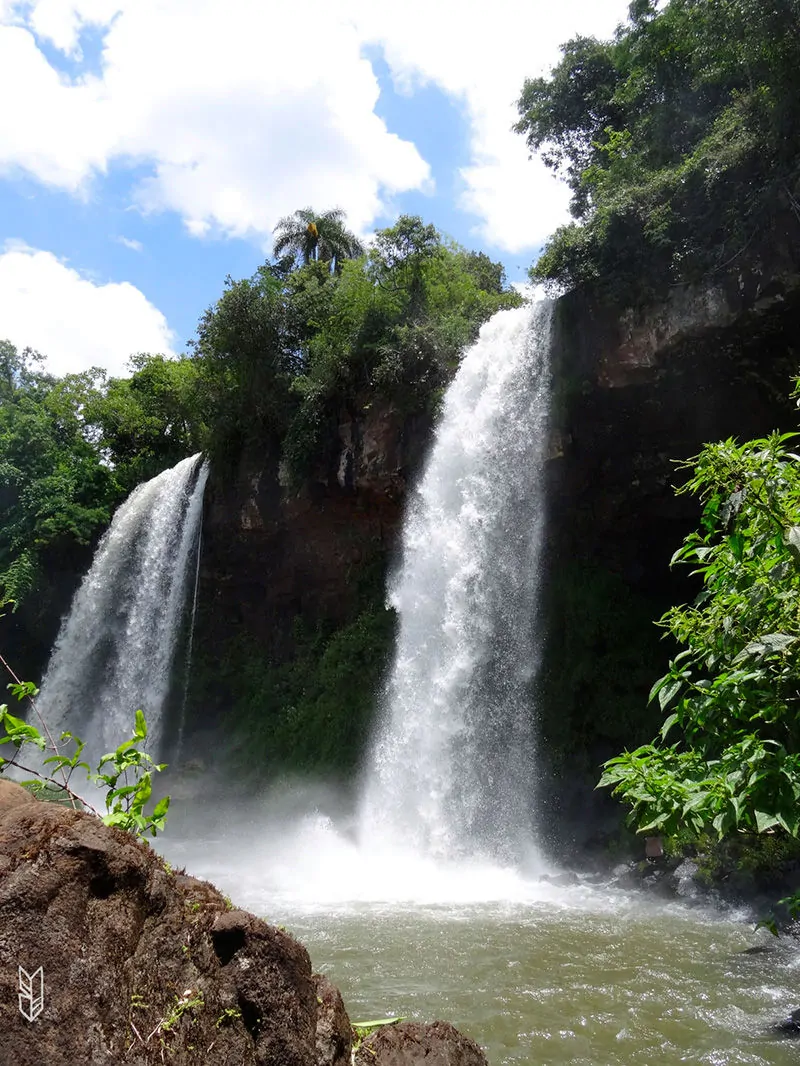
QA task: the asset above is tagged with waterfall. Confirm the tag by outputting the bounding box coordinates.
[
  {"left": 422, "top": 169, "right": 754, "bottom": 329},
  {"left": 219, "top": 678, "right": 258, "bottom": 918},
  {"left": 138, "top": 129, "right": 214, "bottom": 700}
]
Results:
[
  {"left": 176, "top": 517, "right": 204, "bottom": 760},
  {"left": 360, "top": 303, "right": 552, "bottom": 864},
  {"left": 37, "top": 453, "right": 209, "bottom": 766}
]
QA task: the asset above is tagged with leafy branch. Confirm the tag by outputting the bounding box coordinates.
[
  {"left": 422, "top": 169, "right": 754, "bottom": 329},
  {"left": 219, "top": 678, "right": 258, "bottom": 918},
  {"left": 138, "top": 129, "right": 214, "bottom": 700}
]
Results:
[{"left": 0, "top": 655, "right": 170, "bottom": 838}]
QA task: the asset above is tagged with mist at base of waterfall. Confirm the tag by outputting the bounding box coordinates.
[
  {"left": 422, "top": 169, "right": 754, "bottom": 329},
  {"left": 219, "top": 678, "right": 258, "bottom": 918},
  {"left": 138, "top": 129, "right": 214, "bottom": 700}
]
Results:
[
  {"left": 158, "top": 779, "right": 550, "bottom": 910},
  {"left": 155, "top": 775, "right": 734, "bottom": 916}
]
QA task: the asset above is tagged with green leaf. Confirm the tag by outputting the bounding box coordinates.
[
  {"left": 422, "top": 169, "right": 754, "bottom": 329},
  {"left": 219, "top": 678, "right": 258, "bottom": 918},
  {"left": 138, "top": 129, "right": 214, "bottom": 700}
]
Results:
[
  {"left": 733, "top": 633, "right": 797, "bottom": 663},
  {"left": 754, "top": 810, "right": 780, "bottom": 833},
  {"left": 728, "top": 532, "right": 745, "bottom": 561},
  {"left": 658, "top": 679, "right": 682, "bottom": 712},
  {"left": 786, "top": 525, "right": 800, "bottom": 564},
  {"left": 134, "top": 773, "right": 152, "bottom": 807},
  {"left": 659, "top": 713, "right": 680, "bottom": 741}
]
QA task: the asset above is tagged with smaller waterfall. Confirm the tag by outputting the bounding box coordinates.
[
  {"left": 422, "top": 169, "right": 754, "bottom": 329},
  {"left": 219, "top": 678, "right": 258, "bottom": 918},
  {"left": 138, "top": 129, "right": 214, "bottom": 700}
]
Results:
[{"left": 37, "top": 454, "right": 209, "bottom": 765}]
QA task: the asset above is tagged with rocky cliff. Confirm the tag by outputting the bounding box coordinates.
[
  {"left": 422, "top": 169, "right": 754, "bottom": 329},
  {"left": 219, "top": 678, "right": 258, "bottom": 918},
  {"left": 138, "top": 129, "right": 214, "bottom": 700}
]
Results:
[
  {"left": 183, "top": 403, "right": 433, "bottom": 776},
  {"left": 540, "top": 253, "right": 800, "bottom": 853},
  {"left": 200, "top": 402, "right": 432, "bottom": 661}
]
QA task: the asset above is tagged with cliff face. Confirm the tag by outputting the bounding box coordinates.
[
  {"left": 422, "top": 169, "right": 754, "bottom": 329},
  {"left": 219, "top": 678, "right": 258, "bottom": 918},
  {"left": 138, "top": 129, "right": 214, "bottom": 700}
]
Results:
[
  {"left": 548, "top": 257, "right": 800, "bottom": 608},
  {"left": 539, "top": 256, "right": 800, "bottom": 851},
  {"left": 184, "top": 404, "right": 432, "bottom": 774},
  {"left": 197, "top": 404, "right": 432, "bottom": 658}
]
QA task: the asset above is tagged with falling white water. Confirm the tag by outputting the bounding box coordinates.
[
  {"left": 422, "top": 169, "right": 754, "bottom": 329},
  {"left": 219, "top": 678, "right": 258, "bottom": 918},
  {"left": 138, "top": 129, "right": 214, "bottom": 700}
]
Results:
[
  {"left": 37, "top": 453, "right": 209, "bottom": 764},
  {"left": 359, "top": 303, "right": 553, "bottom": 866}
]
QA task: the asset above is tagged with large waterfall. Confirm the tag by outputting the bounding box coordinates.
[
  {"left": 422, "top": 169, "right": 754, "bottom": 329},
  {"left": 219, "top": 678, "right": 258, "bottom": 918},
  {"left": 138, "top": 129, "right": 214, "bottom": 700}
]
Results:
[
  {"left": 359, "top": 303, "right": 553, "bottom": 865},
  {"left": 37, "top": 453, "right": 209, "bottom": 765}
]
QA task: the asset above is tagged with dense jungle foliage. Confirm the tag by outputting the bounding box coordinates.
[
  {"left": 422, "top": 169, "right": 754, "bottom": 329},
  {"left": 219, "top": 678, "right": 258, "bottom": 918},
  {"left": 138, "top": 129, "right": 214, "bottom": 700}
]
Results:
[
  {"left": 0, "top": 214, "right": 518, "bottom": 610},
  {"left": 516, "top": 0, "right": 800, "bottom": 301}
]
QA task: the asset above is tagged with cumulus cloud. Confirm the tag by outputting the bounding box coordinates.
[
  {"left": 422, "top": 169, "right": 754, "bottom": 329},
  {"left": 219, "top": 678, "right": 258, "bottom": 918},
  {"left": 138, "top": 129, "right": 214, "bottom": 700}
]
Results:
[
  {"left": 0, "top": 0, "right": 430, "bottom": 242},
  {"left": 0, "top": 0, "right": 628, "bottom": 252},
  {"left": 0, "top": 241, "right": 175, "bottom": 377}
]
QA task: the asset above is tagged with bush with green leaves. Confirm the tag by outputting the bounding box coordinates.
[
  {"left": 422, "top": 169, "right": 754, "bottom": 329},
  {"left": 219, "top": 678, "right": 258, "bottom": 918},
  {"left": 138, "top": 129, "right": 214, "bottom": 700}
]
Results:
[
  {"left": 216, "top": 604, "right": 396, "bottom": 778},
  {"left": 599, "top": 428, "right": 800, "bottom": 845},
  {"left": 0, "top": 675, "right": 169, "bottom": 838}
]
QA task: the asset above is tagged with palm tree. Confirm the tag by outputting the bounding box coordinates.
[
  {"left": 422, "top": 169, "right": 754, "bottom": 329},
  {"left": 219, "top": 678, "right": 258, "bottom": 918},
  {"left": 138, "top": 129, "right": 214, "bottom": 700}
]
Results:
[{"left": 272, "top": 208, "right": 364, "bottom": 271}]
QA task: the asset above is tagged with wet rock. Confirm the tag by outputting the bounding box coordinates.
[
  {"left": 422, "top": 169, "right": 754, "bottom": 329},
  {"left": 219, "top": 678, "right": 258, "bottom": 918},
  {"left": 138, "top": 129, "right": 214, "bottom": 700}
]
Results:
[
  {"left": 641, "top": 865, "right": 675, "bottom": 897},
  {"left": 672, "top": 860, "right": 700, "bottom": 898},
  {"left": 354, "top": 1020, "right": 488, "bottom": 1066},
  {"left": 773, "top": 1008, "right": 800, "bottom": 1036},
  {"left": 314, "top": 973, "right": 351, "bottom": 1066},
  {"left": 540, "top": 871, "right": 579, "bottom": 887},
  {"left": 608, "top": 861, "right": 645, "bottom": 891},
  {"left": 0, "top": 797, "right": 321, "bottom": 1065}
]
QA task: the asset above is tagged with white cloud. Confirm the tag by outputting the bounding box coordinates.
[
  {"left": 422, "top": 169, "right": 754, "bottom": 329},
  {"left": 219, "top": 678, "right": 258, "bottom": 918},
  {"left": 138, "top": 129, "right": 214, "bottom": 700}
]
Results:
[
  {"left": 25, "top": 0, "right": 122, "bottom": 56},
  {"left": 0, "top": 0, "right": 629, "bottom": 252},
  {"left": 353, "top": 0, "right": 631, "bottom": 251},
  {"left": 0, "top": 241, "right": 175, "bottom": 376},
  {"left": 116, "top": 235, "right": 143, "bottom": 252},
  {"left": 0, "top": 0, "right": 430, "bottom": 242}
]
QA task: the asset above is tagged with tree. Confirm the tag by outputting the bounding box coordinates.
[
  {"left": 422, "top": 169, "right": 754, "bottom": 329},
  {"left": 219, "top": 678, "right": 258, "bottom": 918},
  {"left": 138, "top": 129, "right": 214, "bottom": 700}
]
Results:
[
  {"left": 600, "top": 428, "right": 800, "bottom": 842},
  {"left": 0, "top": 343, "right": 121, "bottom": 608},
  {"left": 281, "top": 217, "right": 522, "bottom": 481},
  {"left": 272, "top": 208, "right": 364, "bottom": 272},
  {"left": 515, "top": 0, "right": 800, "bottom": 298},
  {"left": 191, "top": 267, "right": 297, "bottom": 463},
  {"left": 88, "top": 353, "right": 205, "bottom": 489},
  {"left": 368, "top": 215, "right": 440, "bottom": 317}
]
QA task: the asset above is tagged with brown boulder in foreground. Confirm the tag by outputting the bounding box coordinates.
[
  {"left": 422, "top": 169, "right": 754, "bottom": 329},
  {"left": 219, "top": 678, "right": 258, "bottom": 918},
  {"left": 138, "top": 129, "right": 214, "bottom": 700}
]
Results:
[
  {"left": 0, "top": 792, "right": 487, "bottom": 1066},
  {"left": 354, "top": 1020, "right": 489, "bottom": 1065},
  {"left": 0, "top": 797, "right": 318, "bottom": 1065}
]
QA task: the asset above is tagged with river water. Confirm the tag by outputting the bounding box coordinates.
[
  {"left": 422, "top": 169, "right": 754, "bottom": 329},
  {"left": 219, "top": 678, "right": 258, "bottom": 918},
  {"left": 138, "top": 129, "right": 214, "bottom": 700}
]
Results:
[{"left": 162, "top": 806, "right": 800, "bottom": 1066}]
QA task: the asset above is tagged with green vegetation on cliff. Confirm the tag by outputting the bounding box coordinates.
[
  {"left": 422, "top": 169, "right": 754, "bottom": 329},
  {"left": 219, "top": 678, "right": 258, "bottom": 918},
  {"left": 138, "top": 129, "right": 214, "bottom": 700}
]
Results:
[
  {"left": 197, "top": 214, "right": 520, "bottom": 479},
  {"left": 0, "top": 342, "right": 122, "bottom": 607},
  {"left": 216, "top": 606, "right": 396, "bottom": 778},
  {"left": 516, "top": 0, "right": 800, "bottom": 300}
]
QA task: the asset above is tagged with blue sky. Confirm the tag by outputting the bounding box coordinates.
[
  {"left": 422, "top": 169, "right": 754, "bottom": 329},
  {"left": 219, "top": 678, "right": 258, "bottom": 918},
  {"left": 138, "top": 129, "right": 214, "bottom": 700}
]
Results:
[{"left": 0, "top": 0, "right": 630, "bottom": 377}]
